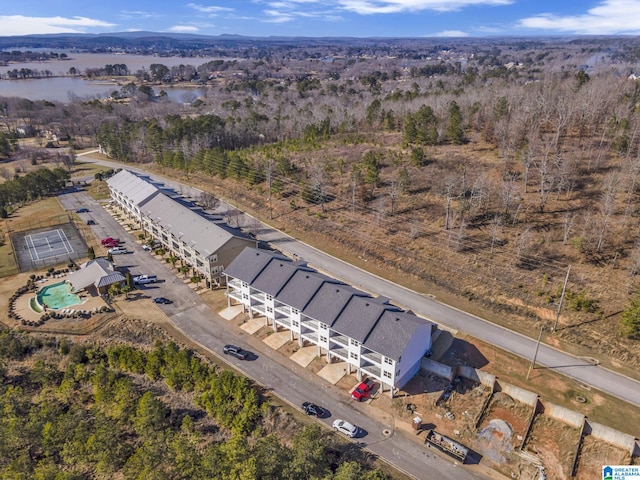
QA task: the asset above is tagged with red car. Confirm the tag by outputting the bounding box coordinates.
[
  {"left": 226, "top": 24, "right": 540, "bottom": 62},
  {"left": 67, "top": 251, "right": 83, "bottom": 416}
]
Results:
[
  {"left": 101, "top": 237, "right": 120, "bottom": 246},
  {"left": 351, "top": 378, "right": 374, "bottom": 401}
]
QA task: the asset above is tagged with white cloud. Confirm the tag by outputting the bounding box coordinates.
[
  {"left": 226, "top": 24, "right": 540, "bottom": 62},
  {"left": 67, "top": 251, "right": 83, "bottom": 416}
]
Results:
[
  {"left": 337, "top": 0, "right": 512, "bottom": 14},
  {"left": 168, "top": 25, "right": 200, "bottom": 32},
  {"left": 518, "top": 0, "right": 640, "bottom": 35},
  {"left": 0, "top": 15, "right": 115, "bottom": 36},
  {"left": 119, "top": 10, "right": 161, "bottom": 20},
  {"left": 432, "top": 29, "right": 469, "bottom": 37},
  {"left": 187, "top": 3, "right": 234, "bottom": 14},
  {"left": 263, "top": 9, "right": 296, "bottom": 23}
]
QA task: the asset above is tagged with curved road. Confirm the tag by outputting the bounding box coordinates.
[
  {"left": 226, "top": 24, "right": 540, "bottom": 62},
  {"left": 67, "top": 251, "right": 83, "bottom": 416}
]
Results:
[{"left": 79, "top": 153, "right": 640, "bottom": 410}]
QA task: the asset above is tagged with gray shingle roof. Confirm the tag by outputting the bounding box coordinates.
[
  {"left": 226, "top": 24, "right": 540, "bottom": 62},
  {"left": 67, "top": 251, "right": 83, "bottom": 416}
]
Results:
[
  {"left": 251, "top": 257, "right": 313, "bottom": 297},
  {"left": 67, "top": 258, "right": 124, "bottom": 291},
  {"left": 276, "top": 269, "right": 342, "bottom": 311},
  {"left": 302, "top": 282, "right": 369, "bottom": 327},
  {"left": 331, "top": 295, "right": 399, "bottom": 343},
  {"left": 364, "top": 310, "right": 431, "bottom": 360},
  {"left": 223, "top": 247, "right": 288, "bottom": 284}
]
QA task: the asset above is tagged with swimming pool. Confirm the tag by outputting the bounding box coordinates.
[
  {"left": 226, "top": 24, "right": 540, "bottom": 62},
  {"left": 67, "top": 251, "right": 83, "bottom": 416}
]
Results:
[{"left": 36, "top": 282, "right": 81, "bottom": 310}]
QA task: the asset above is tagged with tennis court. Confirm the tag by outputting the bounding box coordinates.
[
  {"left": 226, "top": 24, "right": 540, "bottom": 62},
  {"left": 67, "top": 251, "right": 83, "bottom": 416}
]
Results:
[
  {"left": 25, "top": 229, "right": 74, "bottom": 261},
  {"left": 11, "top": 221, "right": 88, "bottom": 272}
]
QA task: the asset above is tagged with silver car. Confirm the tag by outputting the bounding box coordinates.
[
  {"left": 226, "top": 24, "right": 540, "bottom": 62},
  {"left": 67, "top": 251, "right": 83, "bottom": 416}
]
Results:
[{"left": 332, "top": 419, "right": 358, "bottom": 438}]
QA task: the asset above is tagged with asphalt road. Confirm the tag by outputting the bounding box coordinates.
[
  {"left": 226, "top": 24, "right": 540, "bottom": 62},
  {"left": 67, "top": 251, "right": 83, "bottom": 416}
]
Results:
[
  {"left": 58, "top": 184, "right": 487, "bottom": 480},
  {"left": 77, "top": 153, "right": 640, "bottom": 409}
]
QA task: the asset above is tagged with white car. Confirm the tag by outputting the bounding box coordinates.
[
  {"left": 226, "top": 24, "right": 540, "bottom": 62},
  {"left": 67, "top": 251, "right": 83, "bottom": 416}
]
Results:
[
  {"left": 332, "top": 419, "right": 358, "bottom": 438},
  {"left": 108, "top": 246, "right": 128, "bottom": 255}
]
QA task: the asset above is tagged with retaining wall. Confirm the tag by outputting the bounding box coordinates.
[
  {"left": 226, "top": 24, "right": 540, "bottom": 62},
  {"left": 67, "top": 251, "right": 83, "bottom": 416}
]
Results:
[
  {"left": 457, "top": 364, "right": 496, "bottom": 388},
  {"left": 495, "top": 380, "right": 539, "bottom": 407},
  {"left": 543, "top": 402, "right": 585, "bottom": 428},
  {"left": 586, "top": 421, "right": 637, "bottom": 453},
  {"left": 421, "top": 358, "right": 454, "bottom": 381}
]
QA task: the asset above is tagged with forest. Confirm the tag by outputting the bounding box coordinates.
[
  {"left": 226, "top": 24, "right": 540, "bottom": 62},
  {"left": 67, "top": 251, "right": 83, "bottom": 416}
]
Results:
[
  {"left": 2, "top": 36, "right": 640, "bottom": 368},
  {"left": 0, "top": 328, "right": 389, "bottom": 479}
]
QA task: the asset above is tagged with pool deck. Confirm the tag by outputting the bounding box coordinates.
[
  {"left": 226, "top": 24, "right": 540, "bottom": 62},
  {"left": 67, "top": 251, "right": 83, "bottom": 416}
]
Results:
[{"left": 13, "top": 274, "right": 109, "bottom": 323}]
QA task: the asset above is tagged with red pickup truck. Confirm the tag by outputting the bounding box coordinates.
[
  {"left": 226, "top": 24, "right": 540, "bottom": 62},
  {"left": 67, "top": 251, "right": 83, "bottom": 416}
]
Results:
[
  {"left": 351, "top": 378, "right": 374, "bottom": 401},
  {"left": 101, "top": 237, "right": 120, "bottom": 246}
]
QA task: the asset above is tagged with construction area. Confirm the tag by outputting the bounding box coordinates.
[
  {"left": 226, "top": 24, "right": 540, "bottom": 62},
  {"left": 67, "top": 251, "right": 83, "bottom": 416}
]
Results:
[{"left": 391, "top": 353, "right": 640, "bottom": 479}]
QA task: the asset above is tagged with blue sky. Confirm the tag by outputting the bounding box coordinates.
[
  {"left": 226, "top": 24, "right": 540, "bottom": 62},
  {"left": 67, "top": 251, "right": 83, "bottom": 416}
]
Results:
[{"left": 1, "top": 1, "right": 640, "bottom": 38}]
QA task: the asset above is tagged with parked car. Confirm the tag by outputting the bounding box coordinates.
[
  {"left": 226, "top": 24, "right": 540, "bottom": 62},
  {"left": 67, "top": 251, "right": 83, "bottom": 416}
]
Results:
[
  {"left": 223, "top": 344, "right": 247, "bottom": 360},
  {"left": 108, "top": 246, "right": 127, "bottom": 255},
  {"left": 152, "top": 297, "right": 172, "bottom": 304},
  {"left": 133, "top": 275, "right": 158, "bottom": 285},
  {"left": 86, "top": 219, "right": 96, "bottom": 225},
  {"left": 101, "top": 237, "right": 120, "bottom": 245},
  {"left": 103, "top": 241, "right": 119, "bottom": 248},
  {"left": 142, "top": 244, "right": 152, "bottom": 251},
  {"left": 332, "top": 419, "right": 358, "bottom": 438},
  {"left": 302, "top": 402, "right": 326, "bottom": 418},
  {"left": 75, "top": 208, "right": 89, "bottom": 213},
  {"left": 351, "top": 378, "right": 374, "bottom": 401}
]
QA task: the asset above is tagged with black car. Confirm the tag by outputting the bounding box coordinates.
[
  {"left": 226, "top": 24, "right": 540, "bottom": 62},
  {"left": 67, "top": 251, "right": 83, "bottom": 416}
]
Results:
[
  {"left": 223, "top": 344, "right": 247, "bottom": 360},
  {"left": 152, "top": 297, "right": 172, "bottom": 304},
  {"left": 302, "top": 402, "right": 326, "bottom": 418},
  {"left": 86, "top": 219, "right": 96, "bottom": 225},
  {"left": 75, "top": 208, "right": 89, "bottom": 213}
]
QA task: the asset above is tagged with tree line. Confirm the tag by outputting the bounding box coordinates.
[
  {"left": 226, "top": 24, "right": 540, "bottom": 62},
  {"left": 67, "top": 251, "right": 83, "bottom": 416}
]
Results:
[{"left": 0, "top": 331, "right": 389, "bottom": 479}]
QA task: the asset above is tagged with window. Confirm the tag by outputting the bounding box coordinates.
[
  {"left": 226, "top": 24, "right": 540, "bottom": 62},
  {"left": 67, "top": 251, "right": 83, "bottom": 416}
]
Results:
[
  {"left": 242, "top": 293, "right": 248, "bottom": 300},
  {"left": 383, "top": 371, "right": 392, "bottom": 379},
  {"left": 293, "top": 308, "right": 299, "bottom": 315},
  {"left": 350, "top": 339, "right": 360, "bottom": 346},
  {"left": 293, "top": 320, "right": 299, "bottom": 328},
  {"left": 350, "top": 352, "right": 358, "bottom": 360},
  {"left": 267, "top": 306, "right": 273, "bottom": 313},
  {"left": 242, "top": 282, "right": 248, "bottom": 288},
  {"left": 396, "top": 369, "right": 400, "bottom": 378},
  {"left": 267, "top": 294, "right": 273, "bottom": 301},
  {"left": 320, "top": 323, "right": 328, "bottom": 330},
  {"left": 211, "top": 254, "right": 218, "bottom": 262},
  {"left": 320, "top": 336, "right": 327, "bottom": 343},
  {"left": 384, "top": 357, "right": 393, "bottom": 365}
]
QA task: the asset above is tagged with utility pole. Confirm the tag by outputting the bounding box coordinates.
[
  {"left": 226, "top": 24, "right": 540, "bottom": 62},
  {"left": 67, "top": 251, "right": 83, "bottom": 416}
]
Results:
[
  {"left": 553, "top": 264, "right": 571, "bottom": 332},
  {"left": 527, "top": 324, "right": 545, "bottom": 381}
]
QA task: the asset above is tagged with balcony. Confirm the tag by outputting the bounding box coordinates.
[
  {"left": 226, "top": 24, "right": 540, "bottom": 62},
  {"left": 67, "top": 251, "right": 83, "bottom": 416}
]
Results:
[
  {"left": 328, "top": 346, "right": 348, "bottom": 362},
  {"left": 301, "top": 331, "right": 319, "bottom": 344},
  {"left": 361, "top": 351, "right": 383, "bottom": 366},
  {"left": 251, "top": 303, "right": 266, "bottom": 316},
  {"left": 360, "top": 364, "right": 382, "bottom": 380},
  {"left": 329, "top": 334, "right": 349, "bottom": 348},
  {"left": 275, "top": 304, "right": 293, "bottom": 316},
  {"left": 301, "top": 319, "right": 320, "bottom": 331},
  {"left": 251, "top": 291, "right": 267, "bottom": 303},
  {"left": 274, "top": 316, "right": 292, "bottom": 329},
  {"left": 227, "top": 289, "right": 242, "bottom": 303},
  {"left": 227, "top": 278, "right": 242, "bottom": 289}
]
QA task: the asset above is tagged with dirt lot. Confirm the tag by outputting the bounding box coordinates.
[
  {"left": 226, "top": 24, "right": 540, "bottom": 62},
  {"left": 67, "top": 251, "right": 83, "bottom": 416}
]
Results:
[{"left": 574, "top": 436, "right": 630, "bottom": 480}]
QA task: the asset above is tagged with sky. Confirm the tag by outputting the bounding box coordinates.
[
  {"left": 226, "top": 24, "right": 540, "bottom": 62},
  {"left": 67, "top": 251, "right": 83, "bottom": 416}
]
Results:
[{"left": 1, "top": 1, "right": 640, "bottom": 38}]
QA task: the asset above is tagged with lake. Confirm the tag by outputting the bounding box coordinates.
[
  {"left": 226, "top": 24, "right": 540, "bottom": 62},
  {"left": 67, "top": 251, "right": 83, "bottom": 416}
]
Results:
[{"left": 0, "top": 52, "right": 225, "bottom": 103}]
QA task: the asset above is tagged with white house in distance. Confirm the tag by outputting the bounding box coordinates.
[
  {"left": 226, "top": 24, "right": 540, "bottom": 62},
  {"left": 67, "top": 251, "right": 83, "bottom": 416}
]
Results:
[
  {"left": 106, "top": 169, "right": 257, "bottom": 288},
  {"left": 225, "top": 247, "right": 436, "bottom": 396}
]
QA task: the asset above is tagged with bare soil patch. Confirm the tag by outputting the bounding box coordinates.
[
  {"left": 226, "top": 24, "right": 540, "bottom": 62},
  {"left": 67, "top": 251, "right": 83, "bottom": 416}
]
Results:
[
  {"left": 523, "top": 415, "right": 582, "bottom": 480},
  {"left": 574, "top": 435, "right": 630, "bottom": 480}
]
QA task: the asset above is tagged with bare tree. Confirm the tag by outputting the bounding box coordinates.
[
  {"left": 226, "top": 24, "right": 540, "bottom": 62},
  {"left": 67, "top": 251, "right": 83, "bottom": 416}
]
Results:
[
  {"left": 562, "top": 211, "right": 576, "bottom": 245},
  {"left": 198, "top": 191, "right": 220, "bottom": 211},
  {"left": 489, "top": 214, "right": 502, "bottom": 256}
]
